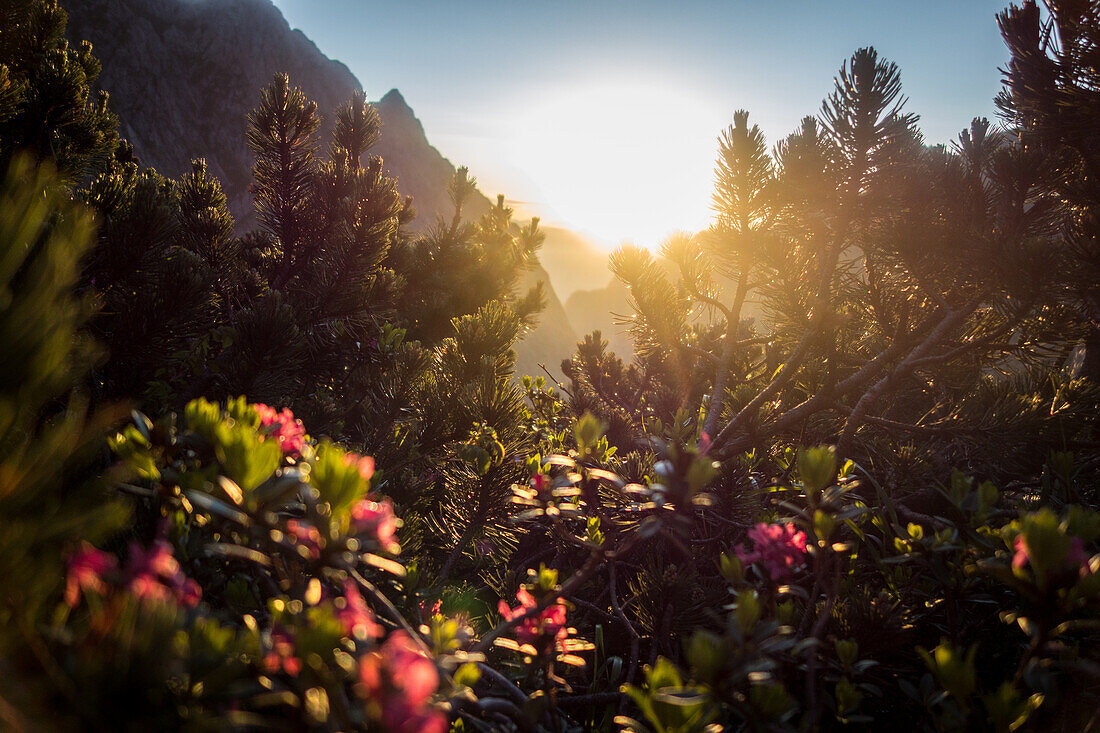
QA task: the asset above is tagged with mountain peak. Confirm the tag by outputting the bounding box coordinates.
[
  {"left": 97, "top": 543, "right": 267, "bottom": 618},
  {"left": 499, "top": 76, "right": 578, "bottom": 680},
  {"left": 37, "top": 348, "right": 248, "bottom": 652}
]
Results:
[
  {"left": 378, "top": 88, "right": 411, "bottom": 113},
  {"left": 61, "top": 0, "right": 585, "bottom": 380}
]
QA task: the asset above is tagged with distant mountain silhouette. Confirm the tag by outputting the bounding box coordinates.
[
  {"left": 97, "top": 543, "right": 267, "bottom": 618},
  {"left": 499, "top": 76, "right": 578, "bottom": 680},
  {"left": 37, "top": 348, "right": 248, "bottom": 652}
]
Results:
[
  {"left": 64, "top": 0, "right": 585, "bottom": 377},
  {"left": 563, "top": 257, "right": 757, "bottom": 365},
  {"left": 565, "top": 280, "right": 634, "bottom": 359},
  {"left": 536, "top": 227, "right": 612, "bottom": 301}
]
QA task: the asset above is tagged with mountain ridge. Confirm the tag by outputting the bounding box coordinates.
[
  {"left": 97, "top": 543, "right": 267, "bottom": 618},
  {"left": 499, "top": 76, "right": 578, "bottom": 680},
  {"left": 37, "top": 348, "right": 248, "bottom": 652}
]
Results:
[{"left": 64, "top": 0, "right": 582, "bottom": 378}]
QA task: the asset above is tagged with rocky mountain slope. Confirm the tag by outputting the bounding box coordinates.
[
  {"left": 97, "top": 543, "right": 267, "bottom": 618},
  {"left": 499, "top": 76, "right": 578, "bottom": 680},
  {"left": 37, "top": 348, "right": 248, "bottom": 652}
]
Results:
[
  {"left": 536, "top": 226, "right": 613, "bottom": 301},
  {"left": 64, "top": 0, "right": 579, "bottom": 377}
]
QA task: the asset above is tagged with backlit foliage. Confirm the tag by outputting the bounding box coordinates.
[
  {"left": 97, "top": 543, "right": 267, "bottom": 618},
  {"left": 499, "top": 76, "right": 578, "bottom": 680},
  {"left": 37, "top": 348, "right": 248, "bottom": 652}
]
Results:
[{"left": 0, "top": 0, "right": 1098, "bottom": 731}]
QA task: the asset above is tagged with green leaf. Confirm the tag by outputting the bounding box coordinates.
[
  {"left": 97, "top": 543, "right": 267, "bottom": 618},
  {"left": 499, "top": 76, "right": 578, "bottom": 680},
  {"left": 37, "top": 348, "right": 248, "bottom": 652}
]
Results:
[
  {"left": 734, "top": 590, "right": 762, "bottom": 632},
  {"left": 574, "top": 412, "right": 607, "bottom": 456},
  {"left": 815, "top": 509, "right": 837, "bottom": 542},
  {"left": 454, "top": 662, "right": 481, "bottom": 688},
  {"left": 213, "top": 420, "right": 282, "bottom": 493},
  {"left": 310, "top": 440, "right": 371, "bottom": 515},
  {"left": 797, "top": 446, "right": 837, "bottom": 500}
]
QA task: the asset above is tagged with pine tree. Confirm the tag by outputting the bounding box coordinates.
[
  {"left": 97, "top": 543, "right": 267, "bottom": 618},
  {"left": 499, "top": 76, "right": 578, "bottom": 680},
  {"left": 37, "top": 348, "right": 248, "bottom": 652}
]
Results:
[
  {"left": 247, "top": 73, "right": 320, "bottom": 291},
  {"left": 81, "top": 157, "right": 234, "bottom": 407},
  {"left": 571, "top": 45, "right": 1096, "bottom": 490},
  {"left": 0, "top": 0, "right": 118, "bottom": 179},
  {"left": 397, "top": 169, "right": 545, "bottom": 344},
  {"left": 0, "top": 154, "right": 129, "bottom": 723},
  {"left": 998, "top": 0, "right": 1100, "bottom": 381}
]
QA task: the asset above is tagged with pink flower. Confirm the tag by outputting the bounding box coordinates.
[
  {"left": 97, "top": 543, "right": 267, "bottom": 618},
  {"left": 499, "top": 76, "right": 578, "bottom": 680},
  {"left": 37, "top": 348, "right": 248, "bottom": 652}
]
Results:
[
  {"left": 263, "top": 627, "right": 302, "bottom": 677},
  {"left": 65, "top": 543, "right": 117, "bottom": 607},
  {"left": 498, "top": 587, "right": 568, "bottom": 649},
  {"left": 336, "top": 580, "right": 383, "bottom": 640},
  {"left": 343, "top": 452, "right": 376, "bottom": 481},
  {"left": 350, "top": 498, "right": 400, "bottom": 554},
  {"left": 128, "top": 573, "right": 174, "bottom": 605},
  {"left": 254, "top": 403, "right": 278, "bottom": 425},
  {"left": 384, "top": 632, "right": 439, "bottom": 708},
  {"left": 255, "top": 403, "right": 307, "bottom": 457},
  {"left": 1011, "top": 536, "right": 1028, "bottom": 570},
  {"left": 359, "top": 631, "right": 445, "bottom": 733},
  {"left": 286, "top": 519, "right": 323, "bottom": 559},
  {"left": 734, "top": 522, "right": 809, "bottom": 581},
  {"left": 1013, "top": 535, "right": 1091, "bottom": 575},
  {"left": 124, "top": 539, "right": 201, "bottom": 607},
  {"left": 529, "top": 473, "right": 560, "bottom": 506},
  {"left": 418, "top": 599, "right": 443, "bottom": 624}
]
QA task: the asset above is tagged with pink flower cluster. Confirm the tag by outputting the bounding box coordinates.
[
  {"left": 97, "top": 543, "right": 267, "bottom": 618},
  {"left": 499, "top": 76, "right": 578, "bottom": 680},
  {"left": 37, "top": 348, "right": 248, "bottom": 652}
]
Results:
[
  {"left": 65, "top": 539, "right": 201, "bottom": 608},
  {"left": 262, "top": 627, "right": 302, "bottom": 677},
  {"left": 125, "top": 539, "right": 202, "bottom": 607},
  {"left": 498, "top": 587, "right": 568, "bottom": 649},
  {"left": 344, "top": 451, "right": 376, "bottom": 481},
  {"left": 338, "top": 452, "right": 401, "bottom": 554},
  {"left": 350, "top": 497, "right": 400, "bottom": 554},
  {"left": 336, "top": 580, "right": 383, "bottom": 640},
  {"left": 255, "top": 403, "right": 306, "bottom": 457},
  {"left": 360, "top": 631, "right": 446, "bottom": 733},
  {"left": 285, "top": 519, "right": 323, "bottom": 559},
  {"left": 65, "top": 543, "right": 116, "bottom": 607},
  {"left": 734, "top": 522, "right": 809, "bottom": 581},
  {"left": 531, "top": 472, "right": 551, "bottom": 498},
  {"left": 1013, "top": 534, "right": 1091, "bottom": 576}
]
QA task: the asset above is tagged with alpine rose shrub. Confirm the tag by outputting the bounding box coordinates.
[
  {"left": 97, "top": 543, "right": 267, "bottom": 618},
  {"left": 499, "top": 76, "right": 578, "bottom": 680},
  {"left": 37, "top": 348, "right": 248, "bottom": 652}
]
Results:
[
  {"left": 498, "top": 586, "right": 569, "bottom": 649},
  {"left": 359, "top": 631, "right": 447, "bottom": 733},
  {"left": 255, "top": 403, "right": 307, "bottom": 457},
  {"left": 64, "top": 543, "right": 117, "bottom": 607},
  {"left": 91, "top": 398, "right": 467, "bottom": 730},
  {"left": 65, "top": 538, "right": 201, "bottom": 608},
  {"left": 734, "top": 522, "right": 809, "bottom": 581},
  {"left": 42, "top": 397, "right": 1100, "bottom": 733}
]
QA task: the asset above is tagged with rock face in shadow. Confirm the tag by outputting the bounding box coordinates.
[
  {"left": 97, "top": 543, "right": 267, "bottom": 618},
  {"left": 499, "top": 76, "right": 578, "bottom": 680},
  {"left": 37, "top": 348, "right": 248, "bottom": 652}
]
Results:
[
  {"left": 64, "top": 0, "right": 579, "bottom": 376},
  {"left": 67, "top": 0, "right": 359, "bottom": 227},
  {"left": 514, "top": 265, "right": 579, "bottom": 381},
  {"left": 372, "top": 88, "right": 491, "bottom": 227}
]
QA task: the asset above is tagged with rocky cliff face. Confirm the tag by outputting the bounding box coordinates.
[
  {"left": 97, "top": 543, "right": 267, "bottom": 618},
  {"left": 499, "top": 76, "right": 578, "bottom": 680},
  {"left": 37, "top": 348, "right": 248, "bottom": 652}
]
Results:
[
  {"left": 67, "top": 0, "right": 355, "bottom": 226},
  {"left": 65, "top": 0, "right": 476, "bottom": 229},
  {"left": 536, "top": 226, "right": 613, "bottom": 301},
  {"left": 64, "top": 0, "right": 579, "bottom": 376}
]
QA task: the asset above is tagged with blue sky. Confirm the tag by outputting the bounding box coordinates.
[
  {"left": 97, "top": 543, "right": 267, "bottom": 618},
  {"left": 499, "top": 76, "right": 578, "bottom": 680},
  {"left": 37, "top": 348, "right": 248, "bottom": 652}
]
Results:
[{"left": 272, "top": 0, "right": 1011, "bottom": 247}]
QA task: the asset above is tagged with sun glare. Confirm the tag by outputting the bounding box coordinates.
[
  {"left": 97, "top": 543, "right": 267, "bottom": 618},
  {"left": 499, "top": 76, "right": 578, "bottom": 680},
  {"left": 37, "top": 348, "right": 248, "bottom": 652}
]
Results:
[{"left": 507, "top": 78, "right": 726, "bottom": 249}]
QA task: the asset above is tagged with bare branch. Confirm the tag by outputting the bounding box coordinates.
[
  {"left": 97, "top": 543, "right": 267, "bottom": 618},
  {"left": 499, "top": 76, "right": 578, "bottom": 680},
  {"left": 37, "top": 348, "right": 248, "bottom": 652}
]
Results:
[{"left": 838, "top": 294, "right": 988, "bottom": 452}]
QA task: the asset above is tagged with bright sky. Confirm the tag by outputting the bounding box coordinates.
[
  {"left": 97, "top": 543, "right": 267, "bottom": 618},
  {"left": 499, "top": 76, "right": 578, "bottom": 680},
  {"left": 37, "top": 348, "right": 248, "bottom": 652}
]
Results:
[{"left": 272, "top": 0, "right": 1010, "bottom": 249}]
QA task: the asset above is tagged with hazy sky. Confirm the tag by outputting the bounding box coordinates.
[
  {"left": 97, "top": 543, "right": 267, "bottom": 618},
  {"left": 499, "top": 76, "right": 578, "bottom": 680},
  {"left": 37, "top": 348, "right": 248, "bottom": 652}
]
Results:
[{"left": 271, "top": 0, "right": 1011, "bottom": 249}]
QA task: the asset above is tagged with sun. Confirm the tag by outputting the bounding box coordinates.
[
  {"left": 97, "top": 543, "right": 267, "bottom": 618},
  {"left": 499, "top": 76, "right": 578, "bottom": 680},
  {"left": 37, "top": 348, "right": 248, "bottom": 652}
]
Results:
[{"left": 506, "top": 76, "right": 727, "bottom": 250}]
